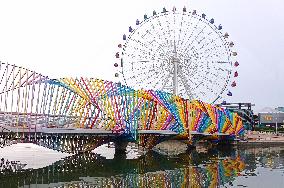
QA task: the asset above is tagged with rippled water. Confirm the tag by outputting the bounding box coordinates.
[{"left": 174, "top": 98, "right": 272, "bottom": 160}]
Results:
[{"left": 0, "top": 143, "right": 283, "bottom": 188}]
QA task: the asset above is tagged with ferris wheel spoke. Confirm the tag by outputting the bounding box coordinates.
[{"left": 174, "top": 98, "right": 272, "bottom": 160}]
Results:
[
  {"left": 204, "top": 51, "right": 228, "bottom": 63},
  {"left": 204, "top": 64, "right": 228, "bottom": 79},
  {"left": 193, "top": 73, "right": 217, "bottom": 89},
  {"left": 205, "top": 83, "right": 220, "bottom": 97},
  {"left": 138, "top": 68, "right": 168, "bottom": 89},
  {"left": 131, "top": 65, "right": 164, "bottom": 81},
  {"left": 199, "top": 45, "right": 228, "bottom": 62},
  {"left": 160, "top": 71, "right": 173, "bottom": 91},
  {"left": 155, "top": 15, "right": 175, "bottom": 50},
  {"left": 152, "top": 70, "right": 171, "bottom": 90},
  {"left": 130, "top": 38, "right": 159, "bottom": 53},
  {"left": 198, "top": 45, "right": 223, "bottom": 60},
  {"left": 180, "top": 25, "right": 207, "bottom": 55},
  {"left": 190, "top": 33, "right": 214, "bottom": 53},
  {"left": 178, "top": 17, "right": 202, "bottom": 54},
  {"left": 176, "top": 21, "right": 195, "bottom": 51},
  {"left": 202, "top": 67, "right": 229, "bottom": 80},
  {"left": 192, "top": 81, "right": 204, "bottom": 91},
  {"left": 149, "top": 22, "right": 171, "bottom": 50},
  {"left": 211, "top": 66, "right": 232, "bottom": 75},
  {"left": 177, "top": 15, "right": 184, "bottom": 45},
  {"left": 177, "top": 14, "right": 192, "bottom": 47},
  {"left": 197, "top": 35, "right": 222, "bottom": 51},
  {"left": 186, "top": 36, "right": 222, "bottom": 59},
  {"left": 178, "top": 70, "right": 194, "bottom": 99},
  {"left": 125, "top": 43, "right": 152, "bottom": 59},
  {"left": 122, "top": 58, "right": 170, "bottom": 80}
]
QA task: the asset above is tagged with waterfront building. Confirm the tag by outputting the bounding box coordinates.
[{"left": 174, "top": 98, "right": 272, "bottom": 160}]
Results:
[
  {"left": 258, "top": 107, "right": 284, "bottom": 129},
  {"left": 275, "top": 107, "right": 284, "bottom": 112}
]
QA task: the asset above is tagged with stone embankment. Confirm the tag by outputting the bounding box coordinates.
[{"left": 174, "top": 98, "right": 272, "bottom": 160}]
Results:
[
  {"left": 244, "top": 131, "right": 284, "bottom": 142},
  {"left": 238, "top": 131, "right": 284, "bottom": 147}
]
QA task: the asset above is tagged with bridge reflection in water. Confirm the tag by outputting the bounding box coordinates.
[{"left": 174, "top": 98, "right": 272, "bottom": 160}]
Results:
[{"left": 0, "top": 147, "right": 245, "bottom": 188}]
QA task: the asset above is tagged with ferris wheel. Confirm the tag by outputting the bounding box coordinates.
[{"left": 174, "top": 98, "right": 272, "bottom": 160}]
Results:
[{"left": 114, "top": 6, "right": 239, "bottom": 104}]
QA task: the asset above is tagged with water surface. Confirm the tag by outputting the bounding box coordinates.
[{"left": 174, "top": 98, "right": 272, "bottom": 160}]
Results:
[{"left": 0, "top": 144, "right": 283, "bottom": 188}]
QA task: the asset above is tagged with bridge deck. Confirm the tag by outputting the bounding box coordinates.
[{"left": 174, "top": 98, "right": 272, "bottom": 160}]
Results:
[
  {"left": 1, "top": 126, "right": 178, "bottom": 136},
  {"left": 0, "top": 126, "right": 230, "bottom": 136}
]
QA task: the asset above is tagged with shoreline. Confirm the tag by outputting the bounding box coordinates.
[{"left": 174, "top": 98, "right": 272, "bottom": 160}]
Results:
[
  {"left": 235, "top": 140, "right": 284, "bottom": 147},
  {"left": 237, "top": 131, "right": 284, "bottom": 146}
]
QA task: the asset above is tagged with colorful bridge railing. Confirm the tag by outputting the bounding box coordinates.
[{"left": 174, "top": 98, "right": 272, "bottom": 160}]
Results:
[{"left": 0, "top": 62, "right": 244, "bottom": 145}]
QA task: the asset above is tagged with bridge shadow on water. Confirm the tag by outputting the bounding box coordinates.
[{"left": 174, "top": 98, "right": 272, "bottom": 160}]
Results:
[{"left": 0, "top": 145, "right": 248, "bottom": 188}]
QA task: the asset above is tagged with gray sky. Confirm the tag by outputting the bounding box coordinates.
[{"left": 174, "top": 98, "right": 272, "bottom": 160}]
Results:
[{"left": 0, "top": 0, "right": 283, "bottom": 112}]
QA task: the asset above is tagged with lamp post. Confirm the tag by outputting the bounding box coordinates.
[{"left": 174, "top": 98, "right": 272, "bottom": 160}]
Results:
[
  {"left": 276, "top": 113, "right": 278, "bottom": 135},
  {"left": 275, "top": 111, "right": 280, "bottom": 135},
  {"left": 283, "top": 120, "right": 284, "bottom": 133}
]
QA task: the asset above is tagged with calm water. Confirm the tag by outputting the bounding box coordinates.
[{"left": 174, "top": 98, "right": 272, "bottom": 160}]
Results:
[{"left": 0, "top": 144, "right": 284, "bottom": 188}]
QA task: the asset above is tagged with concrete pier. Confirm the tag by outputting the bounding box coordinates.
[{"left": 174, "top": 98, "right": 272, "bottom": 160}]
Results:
[{"left": 114, "top": 141, "right": 128, "bottom": 159}]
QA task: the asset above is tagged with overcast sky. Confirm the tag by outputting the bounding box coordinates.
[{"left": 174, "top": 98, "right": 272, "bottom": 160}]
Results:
[{"left": 0, "top": 0, "right": 283, "bottom": 112}]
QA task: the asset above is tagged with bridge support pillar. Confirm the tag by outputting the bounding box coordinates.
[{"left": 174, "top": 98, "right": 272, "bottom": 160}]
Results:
[
  {"left": 187, "top": 144, "right": 196, "bottom": 151},
  {"left": 114, "top": 141, "right": 128, "bottom": 159}
]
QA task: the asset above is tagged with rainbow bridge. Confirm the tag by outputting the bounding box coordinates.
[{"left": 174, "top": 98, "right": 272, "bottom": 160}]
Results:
[{"left": 0, "top": 62, "right": 244, "bottom": 153}]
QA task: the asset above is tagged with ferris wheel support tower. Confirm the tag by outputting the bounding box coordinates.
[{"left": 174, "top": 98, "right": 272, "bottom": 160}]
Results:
[{"left": 173, "top": 40, "right": 178, "bottom": 96}]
